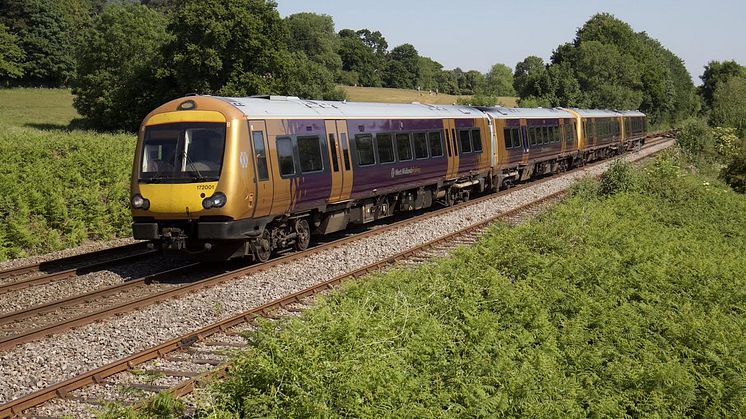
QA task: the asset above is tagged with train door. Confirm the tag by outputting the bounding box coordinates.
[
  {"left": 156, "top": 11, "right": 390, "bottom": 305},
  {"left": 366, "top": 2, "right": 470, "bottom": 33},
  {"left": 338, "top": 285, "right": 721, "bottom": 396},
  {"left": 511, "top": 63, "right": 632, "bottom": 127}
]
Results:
[
  {"left": 520, "top": 120, "right": 530, "bottom": 164},
  {"left": 443, "top": 118, "right": 460, "bottom": 179},
  {"left": 248, "top": 120, "right": 273, "bottom": 218},
  {"left": 324, "top": 120, "right": 354, "bottom": 203}
]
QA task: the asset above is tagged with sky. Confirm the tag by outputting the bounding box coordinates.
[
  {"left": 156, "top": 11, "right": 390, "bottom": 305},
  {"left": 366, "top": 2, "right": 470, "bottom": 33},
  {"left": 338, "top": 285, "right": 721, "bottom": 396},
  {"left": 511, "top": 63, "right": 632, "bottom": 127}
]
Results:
[{"left": 275, "top": 0, "right": 746, "bottom": 85}]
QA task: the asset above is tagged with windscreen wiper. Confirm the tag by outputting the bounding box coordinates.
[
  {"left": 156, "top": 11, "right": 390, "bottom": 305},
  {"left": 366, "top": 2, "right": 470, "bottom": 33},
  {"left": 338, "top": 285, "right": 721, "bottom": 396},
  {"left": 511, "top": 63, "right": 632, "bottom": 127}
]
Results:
[{"left": 181, "top": 151, "right": 205, "bottom": 181}]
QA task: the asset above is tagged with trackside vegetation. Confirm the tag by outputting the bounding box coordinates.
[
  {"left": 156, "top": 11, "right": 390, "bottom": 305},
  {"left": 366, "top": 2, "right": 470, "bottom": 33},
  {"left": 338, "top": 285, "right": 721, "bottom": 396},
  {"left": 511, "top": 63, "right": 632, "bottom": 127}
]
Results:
[
  {"left": 0, "top": 126, "right": 134, "bottom": 261},
  {"left": 161, "top": 154, "right": 745, "bottom": 418}
]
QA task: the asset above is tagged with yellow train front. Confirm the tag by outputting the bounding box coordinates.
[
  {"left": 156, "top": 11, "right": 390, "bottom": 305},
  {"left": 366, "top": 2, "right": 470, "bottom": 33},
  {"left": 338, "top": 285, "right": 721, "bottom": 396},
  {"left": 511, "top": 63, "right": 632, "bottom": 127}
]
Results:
[{"left": 130, "top": 96, "right": 267, "bottom": 259}]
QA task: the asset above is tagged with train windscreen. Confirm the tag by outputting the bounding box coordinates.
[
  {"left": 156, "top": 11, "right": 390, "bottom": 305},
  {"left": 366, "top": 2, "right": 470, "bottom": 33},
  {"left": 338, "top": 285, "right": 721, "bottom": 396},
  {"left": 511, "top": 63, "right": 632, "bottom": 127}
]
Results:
[{"left": 139, "top": 122, "right": 226, "bottom": 183}]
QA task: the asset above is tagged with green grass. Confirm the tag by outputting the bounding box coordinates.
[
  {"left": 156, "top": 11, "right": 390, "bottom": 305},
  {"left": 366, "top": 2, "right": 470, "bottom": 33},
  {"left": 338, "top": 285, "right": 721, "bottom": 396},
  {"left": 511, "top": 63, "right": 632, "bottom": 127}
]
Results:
[
  {"left": 0, "top": 88, "right": 80, "bottom": 129},
  {"left": 182, "top": 155, "right": 745, "bottom": 418},
  {"left": 0, "top": 88, "right": 135, "bottom": 261}
]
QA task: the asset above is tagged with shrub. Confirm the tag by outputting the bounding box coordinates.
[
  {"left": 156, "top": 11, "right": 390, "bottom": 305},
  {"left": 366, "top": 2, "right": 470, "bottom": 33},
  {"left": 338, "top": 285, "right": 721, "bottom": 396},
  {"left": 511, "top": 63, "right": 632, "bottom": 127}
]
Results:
[
  {"left": 720, "top": 145, "right": 746, "bottom": 193},
  {"left": 599, "top": 159, "right": 636, "bottom": 196}
]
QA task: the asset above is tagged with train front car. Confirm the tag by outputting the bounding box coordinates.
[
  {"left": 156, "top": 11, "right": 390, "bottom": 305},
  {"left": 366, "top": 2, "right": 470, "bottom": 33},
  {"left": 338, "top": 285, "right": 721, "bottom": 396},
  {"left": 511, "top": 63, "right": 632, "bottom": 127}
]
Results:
[{"left": 130, "top": 96, "right": 259, "bottom": 260}]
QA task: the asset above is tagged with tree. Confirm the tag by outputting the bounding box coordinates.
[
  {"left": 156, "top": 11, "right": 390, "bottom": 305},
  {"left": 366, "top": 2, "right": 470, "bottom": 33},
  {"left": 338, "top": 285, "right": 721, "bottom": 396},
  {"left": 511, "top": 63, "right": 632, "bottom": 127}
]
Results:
[
  {"left": 435, "top": 70, "right": 458, "bottom": 94},
  {"left": 513, "top": 56, "right": 548, "bottom": 99},
  {"left": 338, "top": 28, "right": 385, "bottom": 87},
  {"left": 71, "top": 3, "right": 171, "bottom": 131},
  {"left": 0, "top": 0, "right": 75, "bottom": 86},
  {"left": 417, "top": 56, "right": 443, "bottom": 91},
  {"left": 699, "top": 60, "right": 745, "bottom": 109},
  {"left": 384, "top": 43, "right": 419, "bottom": 89},
  {"left": 461, "top": 70, "right": 486, "bottom": 95},
  {"left": 709, "top": 76, "right": 746, "bottom": 137},
  {"left": 285, "top": 12, "right": 342, "bottom": 75},
  {"left": 484, "top": 63, "right": 515, "bottom": 97},
  {"left": 0, "top": 23, "right": 24, "bottom": 83}
]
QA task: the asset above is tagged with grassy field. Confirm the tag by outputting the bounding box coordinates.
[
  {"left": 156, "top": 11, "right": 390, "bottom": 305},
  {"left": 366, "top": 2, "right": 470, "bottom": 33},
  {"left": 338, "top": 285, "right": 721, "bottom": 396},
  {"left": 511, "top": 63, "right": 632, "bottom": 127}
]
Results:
[
  {"left": 168, "top": 156, "right": 745, "bottom": 417},
  {"left": 0, "top": 88, "right": 80, "bottom": 129},
  {"left": 340, "top": 85, "right": 518, "bottom": 107},
  {"left": 0, "top": 88, "right": 135, "bottom": 261}
]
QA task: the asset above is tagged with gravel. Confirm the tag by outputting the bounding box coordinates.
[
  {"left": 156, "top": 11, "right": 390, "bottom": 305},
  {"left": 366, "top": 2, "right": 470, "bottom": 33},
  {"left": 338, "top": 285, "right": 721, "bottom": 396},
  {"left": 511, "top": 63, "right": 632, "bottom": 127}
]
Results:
[{"left": 0, "top": 140, "right": 673, "bottom": 408}]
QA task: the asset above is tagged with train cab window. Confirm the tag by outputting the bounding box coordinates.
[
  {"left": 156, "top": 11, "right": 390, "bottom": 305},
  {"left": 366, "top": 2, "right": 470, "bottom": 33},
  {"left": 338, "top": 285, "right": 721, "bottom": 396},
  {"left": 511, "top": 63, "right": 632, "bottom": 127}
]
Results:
[
  {"left": 458, "top": 129, "right": 472, "bottom": 153},
  {"left": 276, "top": 137, "right": 295, "bottom": 177},
  {"left": 341, "top": 133, "right": 351, "bottom": 170},
  {"left": 413, "top": 132, "right": 429, "bottom": 159},
  {"left": 471, "top": 128, "right": 482, "bottom": 152},
  {"left": 354, "top": 134, "right": 375, "bottom": 166},
  {"left": 328, "top": 134, "right": 339, "bottom": 172},
  {"left": 298, "top": 136, "right": 323, "bottom": 173},
  {"left": 396, "top": 133, "right": 413, "bottom": 161},
  {"left": 428, "top": 131, "right": 444, "bottom": 157},
  {"left": 252, "top": 131, "right": 269, "bottom": 181},
  {"left": 376, "top": 133, "right": 395, "bottom": 163}
]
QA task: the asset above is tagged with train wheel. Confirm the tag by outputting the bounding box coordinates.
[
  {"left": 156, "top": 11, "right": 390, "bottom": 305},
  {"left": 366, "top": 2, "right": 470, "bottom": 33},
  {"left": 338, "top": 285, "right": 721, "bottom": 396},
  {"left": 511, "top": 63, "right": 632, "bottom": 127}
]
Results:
[
  {"left": 294, "top": 219, "right": 310, "bottom": 251},
  {"left": 254, "top": 229, "right": 272, "bottom": 263}
]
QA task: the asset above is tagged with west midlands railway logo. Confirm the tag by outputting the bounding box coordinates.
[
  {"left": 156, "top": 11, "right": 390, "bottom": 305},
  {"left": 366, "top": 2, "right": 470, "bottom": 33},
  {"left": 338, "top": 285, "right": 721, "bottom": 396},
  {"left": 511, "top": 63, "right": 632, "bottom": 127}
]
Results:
[{"left": 390, "top": 167, "right": 421, "bottom": 178}]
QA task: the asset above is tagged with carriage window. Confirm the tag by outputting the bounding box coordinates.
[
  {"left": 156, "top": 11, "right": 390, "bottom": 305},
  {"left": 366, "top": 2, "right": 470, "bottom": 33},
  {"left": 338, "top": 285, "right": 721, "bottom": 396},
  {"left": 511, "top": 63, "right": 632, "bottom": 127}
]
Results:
[
  {"left": 428, "top": 131, "right": 444, "bottom": 157},
  {"left": 252, "top": 131, "right": 269, "bottom": 181},
  {"left": 298, "top": 136, "right": 323, "bottom": 173},
  {"left": 513, "top": 128, "right": 523, "bottom": 148},
  {"left": 543, "top": 127, "right": 550, "bottom": 144},
  {"left": 328, "top": 134, "right": 339, "bottom": 172},
  {"left": 354, "top": 134, "right": 375, "bottom": 166},
  {"left": 276, "top": 137, "right": 295, "bottom": 177},
  {"left": 471, "top": 128, "right": 482, "bottom": 152},
  {"left": 396, "top": 133, "right": 413, "bottom": 161},
  {"left": 376, "top": 133, "right": 395, "bottom": 163},
  {"left": 459, "top": 129, "right": 472, "bottom": 153},
  {"left": 503, "top": 128, "right": 512, "bottom": 149},
  {"left": 445, "top": 130, "right": 452, "bottom": 156},
  {"left": 413, "top": 132, "right": 429, "bottom": 159}
]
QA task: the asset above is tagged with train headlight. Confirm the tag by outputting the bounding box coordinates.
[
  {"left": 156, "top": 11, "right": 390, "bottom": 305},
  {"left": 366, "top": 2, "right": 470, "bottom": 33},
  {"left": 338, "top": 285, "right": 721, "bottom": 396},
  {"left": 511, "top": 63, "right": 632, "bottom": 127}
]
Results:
[
  {"left": 131, "top": 194, "right": 150, "bottom": 210},
  {"left": 202, "top": 192, "right": 227, "bottom": 209}
]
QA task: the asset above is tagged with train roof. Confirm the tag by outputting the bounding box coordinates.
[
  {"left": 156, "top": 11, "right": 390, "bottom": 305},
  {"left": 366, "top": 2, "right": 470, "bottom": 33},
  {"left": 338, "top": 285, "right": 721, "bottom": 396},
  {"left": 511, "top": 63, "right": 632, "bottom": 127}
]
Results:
[
  {"left": 213, "top": 96, "right": 485, "bottom": 119},
  {"left": 569, "top": 108, "right": 623, "bottom": 117},
  {"left": 478, "top": 106, "right": 574, "bottom": 119},
  {"left": 618, "top": 110, "right": 646, "bottom": 117}
]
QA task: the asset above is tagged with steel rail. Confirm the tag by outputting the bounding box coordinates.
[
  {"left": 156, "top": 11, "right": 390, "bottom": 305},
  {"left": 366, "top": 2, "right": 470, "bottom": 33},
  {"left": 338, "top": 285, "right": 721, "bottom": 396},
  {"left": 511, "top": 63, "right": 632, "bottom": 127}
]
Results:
[
  {"left": 0, "top": 242, "right": 151, "bottom": 281},
  {"left": 0, "top": 136, "right": 674, "bottom": 353},
  {"left": 0, "top": 249, "right": 158, "bottom": 295},
  {"left": 0, "top": 135, "right": 675, "bottom": 418},
  {"left": 0, "top": 263, "right": 203, "bottom": 326}
]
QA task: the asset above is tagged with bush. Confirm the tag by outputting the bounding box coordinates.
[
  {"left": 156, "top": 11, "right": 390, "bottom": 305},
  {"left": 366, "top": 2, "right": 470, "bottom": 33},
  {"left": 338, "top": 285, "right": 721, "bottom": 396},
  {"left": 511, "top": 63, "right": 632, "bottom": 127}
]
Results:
[
  {"left": 599, "top": 159, "right": 636, "bottom": 196},
  {"left": 720, "top": 145, "right": 746, "bottom": 193},
  {"left": 677, "top": 117, "right": 714, "bottom": 158}
]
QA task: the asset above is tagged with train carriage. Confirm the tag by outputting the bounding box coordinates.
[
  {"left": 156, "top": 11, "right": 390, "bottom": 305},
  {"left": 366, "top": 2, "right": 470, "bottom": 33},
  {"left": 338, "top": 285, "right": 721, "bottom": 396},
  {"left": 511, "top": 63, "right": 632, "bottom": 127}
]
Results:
[
  {"left": 131, "top": 95, "right": 494, "bottom": 261},
  {"left": 480, "top": 107, "right": 579, "bottom": 189}
]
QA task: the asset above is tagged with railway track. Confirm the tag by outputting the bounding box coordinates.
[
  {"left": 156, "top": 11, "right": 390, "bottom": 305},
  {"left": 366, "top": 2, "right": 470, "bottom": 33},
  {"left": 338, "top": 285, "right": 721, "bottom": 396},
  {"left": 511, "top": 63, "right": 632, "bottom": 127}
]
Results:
[
  {"left": 0, "top": 243, "right": 157, "bottom": 294},
  {"left": 0, "top": 135, "right": 675, "bottom": 418}
]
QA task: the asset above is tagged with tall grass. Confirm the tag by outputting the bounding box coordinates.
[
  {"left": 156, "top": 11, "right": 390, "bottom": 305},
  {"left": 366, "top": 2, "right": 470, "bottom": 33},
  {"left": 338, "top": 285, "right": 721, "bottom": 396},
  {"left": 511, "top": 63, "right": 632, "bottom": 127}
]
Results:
[
  {"left": 191, "top": 155, "right": 745, "bottom": 417},
  {"left": 0, "top": 126, "right": 134, "bottom": 260}
]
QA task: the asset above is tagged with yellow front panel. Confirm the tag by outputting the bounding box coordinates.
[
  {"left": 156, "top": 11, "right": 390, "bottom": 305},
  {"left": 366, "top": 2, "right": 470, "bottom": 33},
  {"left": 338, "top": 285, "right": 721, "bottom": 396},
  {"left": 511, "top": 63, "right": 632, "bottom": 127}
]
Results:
[
  {"left": 145, "top": 111, "right": 226, "bottom": 126},
  {"left": 139, "top": 182, "right": 218, "bottom": 215}
]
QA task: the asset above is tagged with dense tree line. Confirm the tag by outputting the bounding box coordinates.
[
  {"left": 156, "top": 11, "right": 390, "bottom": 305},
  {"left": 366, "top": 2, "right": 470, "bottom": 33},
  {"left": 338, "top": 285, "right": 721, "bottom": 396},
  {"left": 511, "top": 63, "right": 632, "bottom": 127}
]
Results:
[
  {"left": 0, "top": 0, "right": 514, "bottom": 131},
  {"left": 513, "top": 13, "right": 700, "bottom": 125},
  {"left": 0, "top": 3, "right": 724, "bottom": 132}
]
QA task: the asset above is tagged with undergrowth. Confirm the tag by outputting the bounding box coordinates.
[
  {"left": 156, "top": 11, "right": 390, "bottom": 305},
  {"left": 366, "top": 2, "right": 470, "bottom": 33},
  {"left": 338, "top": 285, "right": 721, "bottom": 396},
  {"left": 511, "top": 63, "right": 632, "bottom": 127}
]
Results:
[
  {"left": 0, "top": 125, "right": 134, "bottom": 260},
  {"left": 176, "top": 153, "right": 746, "bottom": 418}
]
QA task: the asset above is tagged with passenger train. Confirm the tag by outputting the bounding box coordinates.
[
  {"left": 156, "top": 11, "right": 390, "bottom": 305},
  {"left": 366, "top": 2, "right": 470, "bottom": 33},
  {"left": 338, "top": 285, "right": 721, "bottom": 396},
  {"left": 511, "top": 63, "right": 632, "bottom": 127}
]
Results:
[{"left": 130, "top": 95, "right": 647, "bottom": 260}]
